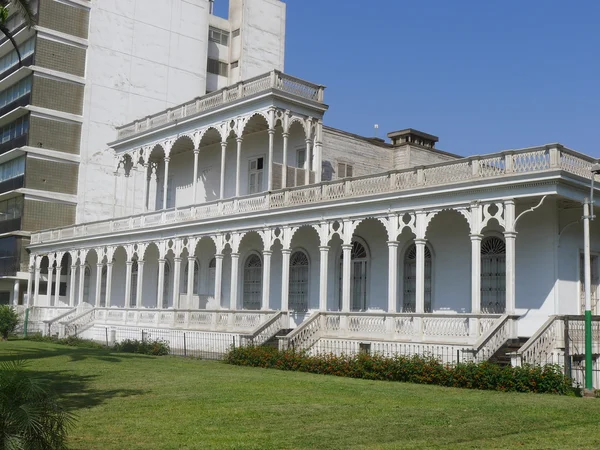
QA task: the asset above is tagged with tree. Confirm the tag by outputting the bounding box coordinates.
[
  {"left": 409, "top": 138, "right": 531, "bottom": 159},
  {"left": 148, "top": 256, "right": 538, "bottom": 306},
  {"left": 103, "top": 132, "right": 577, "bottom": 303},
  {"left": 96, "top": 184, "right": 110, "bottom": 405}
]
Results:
[
  {"left": 0, "top": 305, "right": 18, "bottom": 340},
  {"left": 0, "top": 360, "right": 76, "bottom": 450},
  {"left": 0, "top": 0, "right": 35, "bottom": 67}
]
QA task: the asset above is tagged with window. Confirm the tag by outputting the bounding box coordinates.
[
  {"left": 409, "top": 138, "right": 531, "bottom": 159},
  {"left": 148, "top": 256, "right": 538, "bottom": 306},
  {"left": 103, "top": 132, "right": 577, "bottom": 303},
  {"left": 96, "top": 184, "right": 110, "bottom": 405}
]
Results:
[
  {"left": 209, "top": 27, "right": 230, "bottom": 46},
  {"left": 232, "top": 28, "right": 240, "bottom": 38},
  {"left": 100, "top": 265, "right": 107, "bottom": 307},
  {"left": 0, "top": 156, "right": 24, "bottom": 182},
  {"left": 339, "top": 240, "right": 369, "bottom": 311},
  {"left": 289, "top": 251, "right": 309, "bottom": 311},
  {"left": 231, "top": 60, "right": 239, "bottom": 69},
  {"left": 403, "top": 244, "right": 432, "bottom": 312},
  {"left": 337, "top": 162, "right": 353, "bottom": 178},
  {"left": 131, "top": 260, "right": 138, "bottom": 307},
  {"left": 0, "top": 196, "right": 23, "bottom": 222},
  {"left": 0, "top": 115, "right": 29, "bottom": 143},
  {"left": 296, "top": 149, "right": 306, "bottom": 169},
  {"left": 248, "top": 157, "right": 264, "bottom": 194},
  {"left": 0, "top": 38, "right": 35, "bottom": 74},
  {"left": 162, "top": 261, "right": 171, "bottom": 308},
  {"left": 481, "top": 237, "right": 506, "bottom": 313},
  {"left": 208, "top": 257, "right": 216, "bottom": 296},
  {"left": 207, "top": 58, "right": 229, "bottom": 77},
  {"left": 83, "top": 266, "right": 91, "bottom": 305},
  {"left": 243, "top": 254, "right": 262, "bottom": 310},
  {"left": 184, "top": 259, "right": 200, "bottom": 295},
  {"left": 0, "top": 76, "right": 31, "bottom": 109}
]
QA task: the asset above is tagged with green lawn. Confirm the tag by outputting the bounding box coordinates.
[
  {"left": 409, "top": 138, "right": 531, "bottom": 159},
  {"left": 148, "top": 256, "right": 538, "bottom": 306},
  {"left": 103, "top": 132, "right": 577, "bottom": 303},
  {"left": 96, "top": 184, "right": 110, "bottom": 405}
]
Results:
[{"left": 2, "top": 340, "right": 600, "bottom": 449}]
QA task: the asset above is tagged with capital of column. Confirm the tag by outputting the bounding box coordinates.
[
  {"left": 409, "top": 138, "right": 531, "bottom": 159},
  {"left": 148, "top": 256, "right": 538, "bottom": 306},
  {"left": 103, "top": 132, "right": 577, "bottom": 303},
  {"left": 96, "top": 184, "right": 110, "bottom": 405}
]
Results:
[
  {"left": 70, "top": 264, "right": 77, "bottom": 270},
  {"left": 96, "top": 263, "right": 103, "bottom": 268},
  {"left": 282, "top": 132, "right": 289, "bottom": 138},
  {"left": 268, "top": 128, "right": 275, "bottom": 136},
  {"left": 164, "top": 157, "right": 170, "bottom": 163},
  {"left": 138, "top": 260, "right": 145, "bottom": 266},
  {"left": 106, "top": 262, "right": 113, "bottom": 268},
  {"left": 305, "top": 138, "right": 312, "bottom": 145},
  {"left": 126, "top": 261, "right": 133, "bottom": 266},
  {"left": 262, "top": 250, "right": 273, "bottom": 257},
  {"left": 281, "top": 248, "right": 292, "bottom": 255},
  {"left": 220, "top": 141, "right": 227, "bottom": 148},
  {"left": 215, "top": 253, "right": 224, "bottom": 260},
  {"left": 414, "top": 238, "right": 427, "bottom": 245},
  {"left": 230, "top": 252, "right": 239, "bottom": 259},
  {"left": 236, "top": 137, "right": 243, "bottom": 144},
  {"left": 469, "top": 234, "right": 484, "bottom": 241},
  {"left": 341, "top": 244, "right": 353, "bottom": 251},
  {"left": 158, "top": 258, "right": 166, "bottom": 264},
  {"left": 386, "top": 240, "right": 400, "bottom": 247},
  {"left": 174, "top": 257, "right": 182, "bottom": 263},
  {"left": 319, "top": 246, "right": 330, "bottom": 252},
  {"left": 187, "top": 256, "right": 196, "bottom": 261},
  {"left": 504, "top": 231, "right": 518, "bottom": 239}
]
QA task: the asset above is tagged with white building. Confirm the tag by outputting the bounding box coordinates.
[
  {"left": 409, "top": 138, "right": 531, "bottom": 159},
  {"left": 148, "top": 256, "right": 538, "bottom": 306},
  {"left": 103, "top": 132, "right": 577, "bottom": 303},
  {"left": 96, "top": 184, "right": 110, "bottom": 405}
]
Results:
[{"left": 13, "top": 2, "right": 600, "bottom": 386}]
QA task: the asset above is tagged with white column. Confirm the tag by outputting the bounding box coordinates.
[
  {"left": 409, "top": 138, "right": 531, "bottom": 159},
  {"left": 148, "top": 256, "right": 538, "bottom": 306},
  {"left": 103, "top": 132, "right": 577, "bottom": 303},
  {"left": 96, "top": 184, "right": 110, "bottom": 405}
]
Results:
[
  {"left": 77, "top": 263, "right": 85, "bottom": 305},
  {"left": 281, "top": 249, "right": 291, "bottom": 311},
  {"left": 46, "top": 262, "right": 54, "bottom": 306},
  {"left": 33, "top": 266, "right": 40, "bottom": 306},
  {"left": 124, "top": 261, "right": 133, "bottom": 308},
  {"left": 319, "top": 246, "right": 329, "bottom": 311},
  {"left": 341, "top": 244, "right": 352, "bottom": 312},
  {"left": 387, "top": 241, "right": 399, "bottom": 313},
  {"left": 105, "top": 263, "right": 113, "bottom": 307},
  {"left": 12, "top": 279, "right": 20, "bottom": 306},
  {"left": 26, "top": 264, "right": 33, "bottom": 306},
  {"left": 157, "top": 259, "right": 165, "bottom": 308},
  {"left": 112, "top": 171, "right": 118, "bottom": 216},
  {"left": 187, "top": 256, "right": 195, "bottom": 309},
  {"left": 282, "top": 132, "right": 289, "bottom": 188},
  {"left": 214, "top": 254, "right": 223, "bottom": 309},
  {"left": 172, "top": 257, "right": 182, "bottom": 308},
  {"left": 95, "top": 263, "right": 103, "bottom": 307},
  {"left": 235, "top": 138, "right": 242, "bottom": 197},
  {"left": 304, "top": 138, "right": 311, "bottom": 185},
  {"left": 415, "top": 238, "right": 427, "bottom": 314},
  {"left": 192, "top": 150, "right": 199, "bottom": 204},
  {"left": 136, "top": 260, "right": 144, "bottom": 308},
  {"left": 267, "top": 129, "right": 275, "bottom": 190},
  {"left": 143, "top": 163, "right": 150, "bottom": 212},
  {"left": 68, "top": 264, "right": 77, "bottom": 307},
  {"left": 314, "top": 121, "right": 323, "bottom": 183},
  {"left": 220, "top": 141, "right": 227, "bottom": 199},
  {"left": 54, "top": 266, "right": 61, "bottom": 306},
  {"left": 470, "top": 234, "right": 482, "bottom": 314},
  {"left": 230, "top": 253, "right": 239, "bottom": 309},
  {"left": 162, "top": 157, "right": 170, "bottom": 209},
  {"left": 262, "top": 250, "right": 272, "bottom": 310},
  {"left": 504, "top": 232, "right": 516, "bottom": 314}
]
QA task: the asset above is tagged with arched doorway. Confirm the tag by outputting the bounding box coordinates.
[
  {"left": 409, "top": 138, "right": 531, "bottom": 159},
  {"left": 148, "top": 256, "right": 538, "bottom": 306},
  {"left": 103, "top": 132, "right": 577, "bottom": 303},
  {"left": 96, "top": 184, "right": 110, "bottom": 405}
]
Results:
[
  {"left": 243, "top": 254, "right": 262, "bottom": 310},
  {"left": 403, "top": 244, "right": 432, "bottom": 312},
  {"left": 289, "top": 250, "right": 309, "bottom": 311},
  {"left": 481, "top": 236, "right": 506, "bottom": 313}
]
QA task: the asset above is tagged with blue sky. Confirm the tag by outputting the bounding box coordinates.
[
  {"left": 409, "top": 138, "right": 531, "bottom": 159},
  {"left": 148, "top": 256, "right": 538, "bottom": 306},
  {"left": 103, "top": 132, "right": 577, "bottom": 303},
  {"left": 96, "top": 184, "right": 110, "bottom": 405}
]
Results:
[{"left": 215, "top": 1, "right": 599, "bottom": 157}]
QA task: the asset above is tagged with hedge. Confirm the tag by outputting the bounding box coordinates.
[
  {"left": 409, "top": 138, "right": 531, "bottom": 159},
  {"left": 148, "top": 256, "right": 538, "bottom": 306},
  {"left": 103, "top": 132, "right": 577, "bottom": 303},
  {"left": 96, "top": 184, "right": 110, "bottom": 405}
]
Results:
[{"left": 226, "top": 346, "right": 573, "bottom": 395}]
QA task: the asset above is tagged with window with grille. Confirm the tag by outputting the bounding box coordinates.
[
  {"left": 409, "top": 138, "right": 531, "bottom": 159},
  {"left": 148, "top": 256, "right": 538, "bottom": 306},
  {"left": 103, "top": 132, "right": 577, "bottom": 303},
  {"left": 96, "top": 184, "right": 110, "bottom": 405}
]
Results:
[
  {"left": 243, "top": 254, "right": 262, "bottom": 310},
  {"left": 403, "top": 244, "right": 432, "bottom": 312},
  {"left": 337, "top": 162, "right": 353, "bottom": 178},
  {"left": 296, "top": 149, "right": 306, "bottom": 169},
  {"left": 208, "top": 27, "right": 229, "bottom": 46},
  {"left": 289, "top": 251, "right": 309, "bottom": 311},
  {"left": 83, "top": 266, "right": 91, "bottom": 305},
  {"left": 481, "top": 236, "right": 506, "bottom": 313},
  {"left": 248, "top": 157, "right": 264, "bottom": 194},
  {"left": 339, "top": 241, "right": 368, "bottom": 311},
  {"left": 130, "top": 261, "right": 138, "bottom": 307},
  {"left": 208, "top": 258, "right": 216, "bottom": 296},
  {"left": 207, "top": 58, "right": 229, "bottom": 76},
  {"left": 100, "top": 265, "right": 107, "bottom": 307},
  {"left": 162, "top": 261, "right": 171, "bottom": 308}
]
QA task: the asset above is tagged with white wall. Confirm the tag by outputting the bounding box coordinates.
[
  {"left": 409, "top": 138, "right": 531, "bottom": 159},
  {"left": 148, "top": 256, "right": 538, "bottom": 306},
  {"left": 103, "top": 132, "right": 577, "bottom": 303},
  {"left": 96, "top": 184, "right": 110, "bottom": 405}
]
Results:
[{"left": 78, "top": 0, "right": 212, "bottom": 223}]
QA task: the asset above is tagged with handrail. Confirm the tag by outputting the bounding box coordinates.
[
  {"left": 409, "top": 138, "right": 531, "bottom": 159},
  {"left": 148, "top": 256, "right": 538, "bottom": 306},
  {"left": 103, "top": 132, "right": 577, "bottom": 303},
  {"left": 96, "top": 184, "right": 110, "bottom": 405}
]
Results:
[
  {"left": 517, "top": 315, "right": 558, "bottom": 356},
  {"left": 43, "top": 307, "right": 77, "bottom": 336},
  {"left": 30, "top": 146, "right": 595, "bottom": 246},
  {"left": 239, "top": 311, "right": 286, "bottom": 346},
  {"left": 62, "top": 308, "right": 96, "bottom": 337},
  {"left": 279, "top": 312, "right": 323, "bottom": 352},
  {"left": 463, "top": 314, "right": 518, "bottom": 361}
]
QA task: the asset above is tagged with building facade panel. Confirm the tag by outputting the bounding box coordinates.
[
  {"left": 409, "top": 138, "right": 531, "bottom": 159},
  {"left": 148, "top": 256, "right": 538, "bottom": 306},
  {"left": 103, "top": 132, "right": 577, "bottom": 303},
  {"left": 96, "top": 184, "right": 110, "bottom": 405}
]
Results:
[
  {"left": 31, "top": 75, "right": 84, "bottom": 116},
  {"left": 22, "top": 199, "right": 76, "bottom": 231},
  {"left": 35, "top": 38, "right": 87, "bottom": 78},
  {"left": 37, "top": 0, "right": 90, "bottom": 39},
  {"left": 29, "top": 116, "right": 82, "bottom": 154},
  {"left": 25, "top": 157, "right": 78, "bottom": 195}
]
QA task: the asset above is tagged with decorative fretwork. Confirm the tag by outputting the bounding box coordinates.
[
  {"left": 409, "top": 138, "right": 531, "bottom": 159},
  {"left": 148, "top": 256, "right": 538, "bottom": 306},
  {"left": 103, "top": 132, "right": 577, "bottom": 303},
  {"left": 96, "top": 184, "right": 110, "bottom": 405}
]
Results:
[{"left": 481, "top": 236, "right": 506, "bottom": 314}]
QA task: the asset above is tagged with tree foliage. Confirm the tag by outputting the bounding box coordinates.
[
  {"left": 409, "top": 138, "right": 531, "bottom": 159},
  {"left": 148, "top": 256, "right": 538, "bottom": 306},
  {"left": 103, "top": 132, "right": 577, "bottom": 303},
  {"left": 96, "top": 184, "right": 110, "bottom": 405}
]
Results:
[
  {"left": 0, "top": 360, "right": 76, "bottom": 450},
  {"left": 0, "top": 306, "right": 18, "bottom": 340},
  {"left": 0, "top": 1, "right": 36, "bottom": 66}
]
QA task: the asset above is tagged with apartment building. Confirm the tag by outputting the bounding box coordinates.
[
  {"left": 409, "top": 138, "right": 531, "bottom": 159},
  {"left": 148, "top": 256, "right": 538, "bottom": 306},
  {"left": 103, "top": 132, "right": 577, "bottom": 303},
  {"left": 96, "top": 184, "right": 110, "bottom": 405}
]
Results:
[{"left": 0, "top": 0, "right": 286, "bottom": 304}]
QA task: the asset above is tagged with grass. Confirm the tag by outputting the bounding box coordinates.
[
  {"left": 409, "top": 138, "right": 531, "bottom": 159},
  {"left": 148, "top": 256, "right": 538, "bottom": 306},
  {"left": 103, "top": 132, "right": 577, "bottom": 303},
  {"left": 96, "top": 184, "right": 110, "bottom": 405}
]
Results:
[{"left": 2, "top": 340, "right": 600, "bottom": 449}]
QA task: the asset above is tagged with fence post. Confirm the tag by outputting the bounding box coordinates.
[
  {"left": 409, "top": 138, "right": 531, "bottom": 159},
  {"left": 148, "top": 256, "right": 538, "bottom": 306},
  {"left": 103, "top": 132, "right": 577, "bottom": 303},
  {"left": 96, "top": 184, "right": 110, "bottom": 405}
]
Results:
[
  {"left": 105, "top": 327, "right": 109, "bottom": 347},
  {"left": 183, "top": 333, "right": 187, "bottom": 357},
  {"left": 141, "top": 329, "right": 145, "bottom": 343},
  {"left": 563, "top": 317, "right": 571, "bottom": 379}
]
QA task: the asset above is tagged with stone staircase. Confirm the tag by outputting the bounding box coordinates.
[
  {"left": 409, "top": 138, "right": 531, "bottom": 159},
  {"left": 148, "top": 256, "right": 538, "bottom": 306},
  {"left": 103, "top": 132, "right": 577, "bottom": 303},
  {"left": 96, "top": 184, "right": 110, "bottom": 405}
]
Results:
[
  {"left": 489, "top": 337, "right": 529, "bottom": 366},
  {"left": 262, "top": 328, "right": 294, "bottom": 349}
]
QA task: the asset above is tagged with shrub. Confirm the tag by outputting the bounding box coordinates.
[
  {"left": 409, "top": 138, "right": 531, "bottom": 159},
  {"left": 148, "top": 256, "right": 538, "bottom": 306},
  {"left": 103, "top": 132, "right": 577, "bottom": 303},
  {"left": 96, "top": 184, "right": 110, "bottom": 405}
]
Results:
[
  {"left": 26, "top": 333, "right": 105, "bottom": 349},
  {"left": 0, "top": 305, "right": 19, "bottom": 340},
  {"left": 0, "top": 360, "right": 76, "bottom": 449},
  {"left": 113, "top": 338, "right": 170, "bottom": 356},
  {"left": 226, "top": 346, "right": 573, "bottom": 395}
]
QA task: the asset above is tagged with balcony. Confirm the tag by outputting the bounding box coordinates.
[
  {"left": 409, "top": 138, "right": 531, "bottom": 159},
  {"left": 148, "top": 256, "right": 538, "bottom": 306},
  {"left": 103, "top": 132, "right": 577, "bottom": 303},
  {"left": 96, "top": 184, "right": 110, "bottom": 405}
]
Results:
[
  {"left": 0, "top": 174, "right": 24, "bottom": 194},
  {"left": 30, "top": 145, "right": 595, "bottom": 246},
  {"left": 116, "top": 70, "right": 326, "bottom": 140},
  {"left": 0, "top": 256, "right": 19, "bottom": 276},
  {"left": 0, "top": 217, "right": 21, "bottom": 234},
  {"left": 0, "top": 54, "right": 34, "bottom": 81},
  {"left": 0, "top": 133, "right": 28, "bottom": 156},
  {"left": 0, "top": 93, "right": 30, "bottom": 118}
]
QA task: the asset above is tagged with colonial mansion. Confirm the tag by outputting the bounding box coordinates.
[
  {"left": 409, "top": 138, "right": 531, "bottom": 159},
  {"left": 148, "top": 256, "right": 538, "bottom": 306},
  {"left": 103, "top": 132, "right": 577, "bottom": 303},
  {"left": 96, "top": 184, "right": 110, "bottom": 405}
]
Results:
[{"left": 13, "top": 1, "right": 600, "bottom": 382}]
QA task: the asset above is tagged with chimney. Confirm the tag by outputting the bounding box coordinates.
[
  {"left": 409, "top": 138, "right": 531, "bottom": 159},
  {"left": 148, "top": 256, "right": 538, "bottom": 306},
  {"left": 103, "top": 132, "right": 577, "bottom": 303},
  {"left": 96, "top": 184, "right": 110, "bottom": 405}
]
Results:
[{"left": 387, "top": 128, "right": 439, "bottom": 149}]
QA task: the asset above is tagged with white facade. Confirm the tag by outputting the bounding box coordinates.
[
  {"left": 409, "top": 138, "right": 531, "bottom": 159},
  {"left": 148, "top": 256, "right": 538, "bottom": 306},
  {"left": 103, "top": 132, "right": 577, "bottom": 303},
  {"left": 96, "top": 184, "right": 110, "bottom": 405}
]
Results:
[{"left": 77, "top": 0, "right": 286, "bottom": 223}]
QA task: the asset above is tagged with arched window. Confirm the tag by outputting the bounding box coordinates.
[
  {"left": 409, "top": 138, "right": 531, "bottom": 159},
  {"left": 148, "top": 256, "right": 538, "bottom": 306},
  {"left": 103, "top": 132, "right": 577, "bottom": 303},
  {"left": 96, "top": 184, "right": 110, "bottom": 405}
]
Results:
[
  {"left": 100, "top": 265, "right": 107, "bottom": 307},
  {"left": 339, "top": 240, "right": 369, "bottom": 311},
  {"left": 208, "top": 257, "right": 216, "bottom": 296},
  {"left": 403, "top": 244, "right": 432, "bottom": 313},
  {"left": 130, "top": 260, "right": 138, "bottom": 308},
  {"left": 183, "top": 259, "right": 200, "bottom": 295},
  {"left": 83, "top": 265, "right": 92, "bottom": 305},
  {"left": 289, "top": 251, "right": 309, "bottom": 311},
  {"left": 481, "top": 236, "right": 506, "bottom": 313},
  {"left": 163, "top": 261, "right": 171, "bottom": 308},
  {"left": 243, "top": 254, "right": 262, "bottom": 310}
]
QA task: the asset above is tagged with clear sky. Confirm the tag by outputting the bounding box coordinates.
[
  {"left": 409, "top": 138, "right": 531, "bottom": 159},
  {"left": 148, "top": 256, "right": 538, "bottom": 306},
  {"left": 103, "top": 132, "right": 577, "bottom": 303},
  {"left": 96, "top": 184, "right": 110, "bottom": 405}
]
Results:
[{"left": 215, "top": 1, "right": 599, "bottom": 158}]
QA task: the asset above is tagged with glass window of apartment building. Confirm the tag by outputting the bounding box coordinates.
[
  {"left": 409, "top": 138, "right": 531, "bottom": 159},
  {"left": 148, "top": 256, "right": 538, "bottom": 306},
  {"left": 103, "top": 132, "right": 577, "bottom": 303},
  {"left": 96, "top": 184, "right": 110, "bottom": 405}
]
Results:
[
  {"left": 1, "top": 116, "right": 29, "bottom": 143},
  {"left": 0, "top": 38, "right": 35, "bottom": 74},
  {"left": 209, "top": 27, "right": 229, "bottom": 46},
  {"left": 0, "top": 197, "right": 23, "bottom": 221},
  {"left": 207, "top": 58, "right": 228, "bottom": 77},
  {"left": 0, "top": 156, "right": 24, "bottom": 183},
  {"left": 0, "top": 76, "right": 31, "bottom": 109}
]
